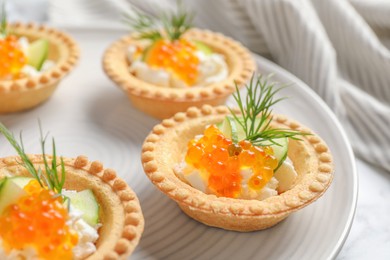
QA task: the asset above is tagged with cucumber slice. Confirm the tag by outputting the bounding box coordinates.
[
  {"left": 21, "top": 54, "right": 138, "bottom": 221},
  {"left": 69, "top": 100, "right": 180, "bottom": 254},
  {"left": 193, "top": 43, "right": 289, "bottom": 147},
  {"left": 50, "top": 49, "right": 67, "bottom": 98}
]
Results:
[
  {"left": 0, "top": 177, "right": 27, "bottom": 214},
  {"left": 217, "top": 116, "right": 255, "bottom": 141},
  {"left": 235, "top": 119, "right": 247, "bottom": 141},
  {"left": 235, "top": 117, "right": 264, "bottom": 141},
  {"left": 262, "top": 137, "right": 288, "bottom": 167},
  {"left": 63, "top": 189, "right": 100, "bottom": 226},
  {"left": 194, "top": 40, "right": 213, "bottom": 55},
  {"left": 10, "top": 176, "right": 34, "bottom": 188},
  {"left": 0, "top": 178, "right": 5, "bottom": 188},
  {"left": 219, "top": 116, "right": 239, "bottom": 143},
  {"left": 141, "top": 42, "right": 156, "bottom": 62},
  {"left": 27, "top": 39, "right": 49, "bottom": 71}
]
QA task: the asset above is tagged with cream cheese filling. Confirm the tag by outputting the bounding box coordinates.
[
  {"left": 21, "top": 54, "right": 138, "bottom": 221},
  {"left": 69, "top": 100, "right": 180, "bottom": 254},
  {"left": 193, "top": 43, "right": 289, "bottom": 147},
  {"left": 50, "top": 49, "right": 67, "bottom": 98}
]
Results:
[
  {"left": 175, "top": 158, "right": 298, "bottom": 200},
  {"left": 127, "top": 45, "right": 228, "bottom": 88}
]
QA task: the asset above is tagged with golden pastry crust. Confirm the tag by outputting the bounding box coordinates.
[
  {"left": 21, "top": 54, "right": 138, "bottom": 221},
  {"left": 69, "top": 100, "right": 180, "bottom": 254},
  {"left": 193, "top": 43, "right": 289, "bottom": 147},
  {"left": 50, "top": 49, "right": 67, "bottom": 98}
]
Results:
[
  {"left": 0, "top": 23, "right": 79, "bottom": 114},
  {"left": 0, "top": 155, "right": 144, "bottom": 259},
  {"left": 102, "top": 29, "right": 256, "bottom": 119},
  {"left": 141, "top": 105, "right": 334, "bottom": 231}
]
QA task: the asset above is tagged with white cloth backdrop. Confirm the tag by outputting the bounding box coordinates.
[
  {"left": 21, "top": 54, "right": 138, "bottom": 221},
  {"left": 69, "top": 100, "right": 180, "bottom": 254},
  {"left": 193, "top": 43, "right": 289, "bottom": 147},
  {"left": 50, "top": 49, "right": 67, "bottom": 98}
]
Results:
[{"left": 47, "top": 0, "right": 390, "bottom": 172}]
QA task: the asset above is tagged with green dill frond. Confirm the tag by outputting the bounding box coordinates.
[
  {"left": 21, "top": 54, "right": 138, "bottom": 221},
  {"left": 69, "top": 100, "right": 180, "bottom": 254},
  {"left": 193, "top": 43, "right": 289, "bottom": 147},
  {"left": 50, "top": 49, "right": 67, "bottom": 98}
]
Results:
[
  {"left": 136, "top": 30, "right": 163, "bottom": 41},
  {"left": 229, "top": 74, "right": 309, "bottom": 146},
  {"left": 162, "top": 1, "right": 194, "bottom": 41},
  {"left": 0, "top": 121, "right": 66, "bottom": 194},
  {"left": 123, "top": 9, "right": 155, "bottom": 31},
  {"left": 123, "top": 1, "right": 193, "bottom": 42},
  {"left": 1, "top": 4, "right": 7, "bottom": 37},
  {"left": 123, "top": 9, "right": 162, "bottom": 41},
  {"left": 0, "top": 123, "right": 44, "bottom": 186},
  {"left": 248, "top": 128, "right": 305, "bottom": 147},
  {"left": 39, "top": 121, "right": 66, "bottom": 194}
]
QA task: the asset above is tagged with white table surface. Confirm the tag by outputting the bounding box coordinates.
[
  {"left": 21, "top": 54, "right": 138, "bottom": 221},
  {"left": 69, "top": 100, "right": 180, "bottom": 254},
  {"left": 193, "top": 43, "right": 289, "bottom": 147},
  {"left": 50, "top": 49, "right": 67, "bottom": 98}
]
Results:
[{"left": 337, "top": 159, "right": 390, "bottom": 260}]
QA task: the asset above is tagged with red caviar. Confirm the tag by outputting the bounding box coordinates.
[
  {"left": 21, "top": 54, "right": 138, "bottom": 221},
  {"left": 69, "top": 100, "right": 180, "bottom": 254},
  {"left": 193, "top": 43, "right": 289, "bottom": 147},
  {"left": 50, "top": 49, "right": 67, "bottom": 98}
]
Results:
[
  {"left": 185, "top": 125, "right": 278, "bottom": 198},
  {"left": 0, "top": 35, "right": 27, "bottom": 79},
  {"left": 145, "top": 38, "right": 199, "bottom": 85},
  {"left": 0, "top": 180, "right": 78, "bottom": 259}
]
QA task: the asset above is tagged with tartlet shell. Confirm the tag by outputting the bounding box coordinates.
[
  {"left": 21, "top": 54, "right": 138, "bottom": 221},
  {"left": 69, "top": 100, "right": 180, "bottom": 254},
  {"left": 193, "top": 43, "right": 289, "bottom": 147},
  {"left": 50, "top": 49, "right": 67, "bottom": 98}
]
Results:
[
  {"left": 0, "top": 155, "right": 144, "bottom": 259},
  {"left": 141, "top": 105, "right": 334, "bottom": 231},
  {"left": 102, "top": 29, "right": 256, "bottom": 119},
  {"left": 0, "top": 23, "right": 79, "bottom": 114}
]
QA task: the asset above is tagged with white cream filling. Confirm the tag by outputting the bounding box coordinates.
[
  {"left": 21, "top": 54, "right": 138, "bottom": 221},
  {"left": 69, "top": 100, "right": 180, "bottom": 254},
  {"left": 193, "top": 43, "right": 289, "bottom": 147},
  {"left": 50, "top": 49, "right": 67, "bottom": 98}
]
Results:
[
  {"left": 0, "top": 198, "right": 99, "bottom": 260},
  {"left": 130, "top": 61, "right": 170, "bottom": 87},
  {"left": 67, "top": 205, "right": 100, "bottom": 259},
  {"left": 195, "top": 51, "right": 228, "bottom": 85},
  {"left": 127, "top": 45, "right": 228, "bottom": 88},
  {"left": 175, "top": 159, "right": 298, "bottom": 201},
  {"left": 273, "top": 158, "right": 297, "bottom": 193}
]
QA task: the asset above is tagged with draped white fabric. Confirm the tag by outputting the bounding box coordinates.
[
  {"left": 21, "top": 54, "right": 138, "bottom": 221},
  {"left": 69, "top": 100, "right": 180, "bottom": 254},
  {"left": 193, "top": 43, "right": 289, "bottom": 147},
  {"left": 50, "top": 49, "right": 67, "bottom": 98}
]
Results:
[{"left": 49, "top": 0, "right": 390, "bottom": 172}]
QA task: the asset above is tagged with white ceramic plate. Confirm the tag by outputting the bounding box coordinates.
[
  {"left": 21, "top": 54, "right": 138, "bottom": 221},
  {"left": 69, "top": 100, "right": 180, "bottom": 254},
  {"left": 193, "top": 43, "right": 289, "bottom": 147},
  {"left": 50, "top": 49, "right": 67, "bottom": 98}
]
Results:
[{"left": 0, "top": 28, "right": 357, "bottom": 260}]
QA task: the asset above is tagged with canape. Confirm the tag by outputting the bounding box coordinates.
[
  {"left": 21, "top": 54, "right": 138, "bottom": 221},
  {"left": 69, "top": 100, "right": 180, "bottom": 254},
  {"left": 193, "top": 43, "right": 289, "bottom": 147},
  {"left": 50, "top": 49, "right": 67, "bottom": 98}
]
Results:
[
  {"left": 0, "top": 124, "right": 144, "bottom": 259},
  {"left": 0, "top": 19, "right": 79, "bottom": 113},
  {"left": 141, "top": 76, "right": 333, "bottom": 231},
  {"left": 102, "top": 7, "right": 255, "bottom": 119}
]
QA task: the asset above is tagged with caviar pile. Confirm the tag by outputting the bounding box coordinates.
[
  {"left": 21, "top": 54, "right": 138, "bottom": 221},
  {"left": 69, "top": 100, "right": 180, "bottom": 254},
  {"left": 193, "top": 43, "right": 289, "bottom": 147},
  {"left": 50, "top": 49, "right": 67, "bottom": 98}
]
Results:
[
  {"left": 185, "top": 125, "right": 278, "bottom": 198},
  {"left": 0, "top": 35, "right": 27, "bottom": 80},
  {"left": 145, "top": 38, "right": 199, "bottom": 86},
  {"left": 0, "top": 180, "right": 78, "bottom": 259}
]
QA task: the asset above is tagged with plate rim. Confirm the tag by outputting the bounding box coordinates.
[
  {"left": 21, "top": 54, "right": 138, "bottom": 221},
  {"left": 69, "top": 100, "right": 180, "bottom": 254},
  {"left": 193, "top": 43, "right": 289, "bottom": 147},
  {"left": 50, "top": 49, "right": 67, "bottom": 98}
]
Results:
[{"left": 254, "top": 54, "right": 358, "bottom": 259}]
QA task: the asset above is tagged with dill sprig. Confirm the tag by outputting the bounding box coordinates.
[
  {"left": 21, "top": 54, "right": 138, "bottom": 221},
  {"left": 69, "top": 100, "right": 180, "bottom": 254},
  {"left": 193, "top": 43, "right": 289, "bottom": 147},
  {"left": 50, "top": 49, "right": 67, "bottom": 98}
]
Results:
[
  {"left": 0, "top": 122, "right": 66, "bottom": 194},
  {"left": 39, "top": 125, "right": 66, "bottom": 193},
  {"left": 161, "top": 2, "right": 194, "bottom": 41},
  {"left": 123, "top": 9, "right": 162, "bottom": 41},
  {"left": 229, "top": 74, "right": 307, "bottom": 147},
  {"left": 123, "top": 1, "right": 194, "bottom": 42},
  {"left": 1, "top": 4, "right": 7, "bottom": 37}
]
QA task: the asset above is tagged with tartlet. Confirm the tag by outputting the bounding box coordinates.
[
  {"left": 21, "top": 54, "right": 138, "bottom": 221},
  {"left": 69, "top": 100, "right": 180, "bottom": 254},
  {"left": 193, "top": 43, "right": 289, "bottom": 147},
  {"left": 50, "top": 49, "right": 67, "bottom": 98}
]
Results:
[
  {"left": 141, "top": 105, "right": 333, "bottom": 231},
  {"left": 102, "top": 28, "right": 255, "bottom": 119},
  {"left": 0, "top": 23, "right": 79, "bottom": 113},
  {"left": 0, "top": 154, "right": 144, "bottom": 259}
]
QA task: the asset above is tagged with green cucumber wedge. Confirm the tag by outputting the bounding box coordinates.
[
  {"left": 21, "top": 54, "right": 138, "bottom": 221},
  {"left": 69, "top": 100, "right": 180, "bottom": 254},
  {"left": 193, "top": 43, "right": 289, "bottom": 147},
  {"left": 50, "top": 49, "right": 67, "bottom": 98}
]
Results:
[
  {"left": 219, "top": 116, "right": 239, "bottom": 143},
  {"left": 10, "top": 176, "right": 34, "bottom": 189},
  {"left": 194, "top": 40, "right": 213, "bottom": 55},
  {"left": 141, "top": 42, "right": 156, "bottom": 62},
  {"left": 27, "top": 39, "right": 49, "bottom": 71},
  {"left": 63, "top": 189, "right": 100, "bottom": 226},
  {"left": 0, "top": 178, "right": 5, "bottom": 188},
  {"left": 0, "top": 177, "right": 28, "bottom": 214},
  {"left": 218, "top": 116, "right": 256, "bottom": 142}
]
